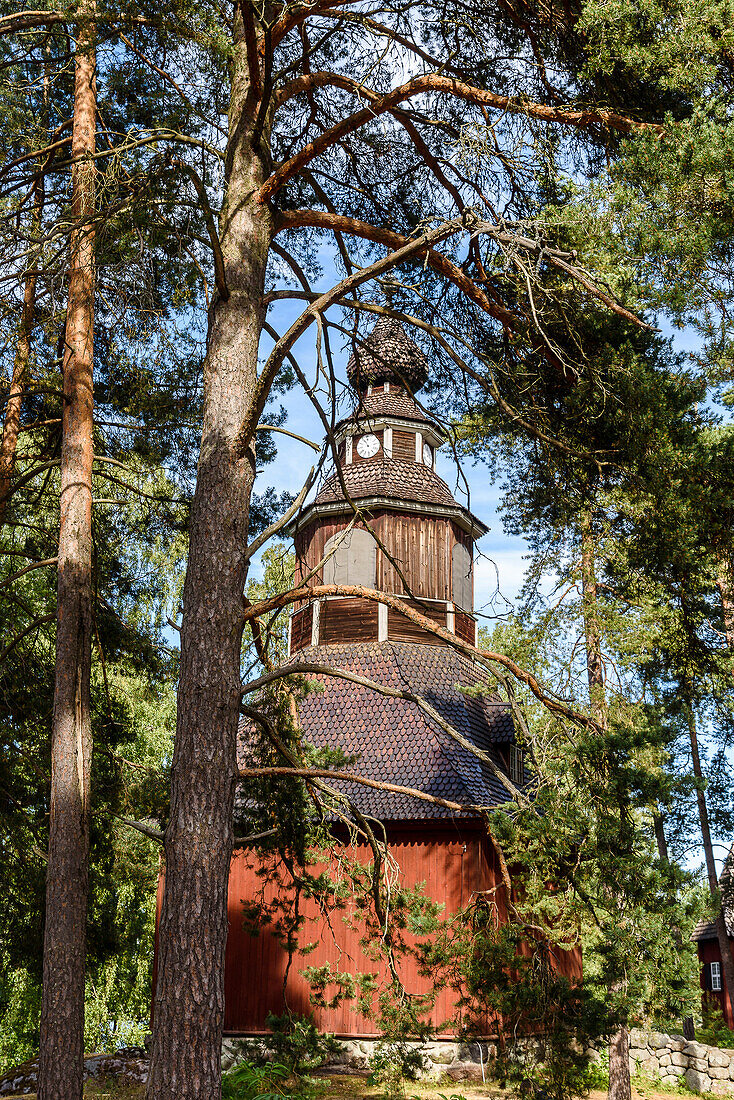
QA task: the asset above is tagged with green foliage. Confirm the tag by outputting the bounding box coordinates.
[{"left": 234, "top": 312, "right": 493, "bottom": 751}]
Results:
[
  {"left": 697, "top": 1006, "right": 734, "bottom": 1050},
  {"left": 368, "top": 1039, "right": 427, "bottom": 1100},
  {"left": 222, "top": 1062, "right": 298, "bottom": 1100},
  {"left": 258, "top": 1013, "right": 342, "bottom": 1076}
]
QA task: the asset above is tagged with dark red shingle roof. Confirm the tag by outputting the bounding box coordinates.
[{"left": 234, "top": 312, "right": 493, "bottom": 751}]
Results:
[
  {"left": 239, "top": 641, "right": 516, "bottom": 821},
  {"left": 346, "top": 318, "right": 429, "bottom": 392},
  {"left": 315, "top": 459, "right": 457, "bottom": 509}
]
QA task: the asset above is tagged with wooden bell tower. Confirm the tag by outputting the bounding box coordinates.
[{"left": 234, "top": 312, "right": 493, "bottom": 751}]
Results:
[{"left": 287, "top": 316, "right": 488, "bottom": 653}]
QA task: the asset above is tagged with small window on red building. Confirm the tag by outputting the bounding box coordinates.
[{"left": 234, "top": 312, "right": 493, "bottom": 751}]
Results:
[{"left": 711, "top": 961, "right": 722, "bottom": 991}]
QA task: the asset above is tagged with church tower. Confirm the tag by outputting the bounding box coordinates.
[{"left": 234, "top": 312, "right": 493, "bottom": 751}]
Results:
[
  {"left": 287, "top": 316, "right": 487, "bottom": 656},
  {"left": 153, "top": 318, "right": 583, "bottom": 1045},
  {"left": 216, "top": 317, "right": 557, "bottom": 1039}
]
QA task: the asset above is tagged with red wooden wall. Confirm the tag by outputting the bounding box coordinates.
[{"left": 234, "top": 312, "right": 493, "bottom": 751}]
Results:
[
  {"left": 698, "top": 938, "right": 734, "bottom": 1028},
  {"left": 220, "top": 825, "right": 582, "bottom": 1037}
]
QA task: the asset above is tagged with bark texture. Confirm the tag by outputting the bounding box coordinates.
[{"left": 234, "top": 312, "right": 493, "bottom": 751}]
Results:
[
  {"left": 0, "top": 194, "right": 41, "bottom": 522},
  {"left": 579, "top": 515, "right": 631, "bottom": 1100},
  {"left": 146, "top": 13, "right": 273, "bottom": 1100},
  {"left": 38, "top": 8, "right": 96, "bottom": 1100},
  {"left": 716, "top": 553, "right": 734, "bottom": 653},
  {"left": 608, "top": 1028, "right": 630, "bottom": 1100}
]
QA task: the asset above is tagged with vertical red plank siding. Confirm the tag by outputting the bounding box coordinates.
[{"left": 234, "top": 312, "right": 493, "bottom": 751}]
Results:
[
  {"left": 151, "top": 828, "right": 582, "bottom": 1037},
  {"left": 220, "top": 826, "right": 579, "bottom": 1037},
  {"left": 699, "top": 939, "right": 734, "bottom": 1027}
]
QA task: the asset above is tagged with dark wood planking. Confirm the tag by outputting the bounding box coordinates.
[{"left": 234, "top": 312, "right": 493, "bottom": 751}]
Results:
[
  {"left": 388, "top": 599, "right": 447, "bottom": 645},
  {"left": 223, "top": 828, "right": 496, "bottom": 1036},
  {"left": 320, "top": 598, "right": 378, "bottom": 644},
  {"left": 455, "top": 610, "right": 475, "bottom": 645},
  {"left": 391, "top": 429, "right": 416, "bottom": 463},
  {"left": 298, "top": 513, "right": 469, "bottom": 604},
  {"left": 290, "top": 605, "right": 313, "bottom": 652}
]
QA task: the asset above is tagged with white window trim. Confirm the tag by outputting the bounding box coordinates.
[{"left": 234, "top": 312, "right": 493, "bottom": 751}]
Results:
[
  {"left": 415, "top": 431, "right": 422, "bottom": 463},
  {"left": 712, "top": 961, "right": 722, "bottom": 992},
  {"left": 345, "top": 435, "right": 353, "bottom": 465},
  {"left": 383, "top": 425, "right": 393, "bottom": 458}
]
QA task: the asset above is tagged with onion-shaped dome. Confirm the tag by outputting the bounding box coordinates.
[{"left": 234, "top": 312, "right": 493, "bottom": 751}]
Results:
[{"left": 346, "top": 317, "right": 429, "bottom": 392}]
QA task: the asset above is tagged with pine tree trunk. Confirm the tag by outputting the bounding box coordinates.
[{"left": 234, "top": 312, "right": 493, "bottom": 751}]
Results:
[
  {"left": 146, "top": 14, "right": 273, "bottom": 1100},
  {"left": 0, "top": 184, "right": 43, "bottom": 522},
  {"left": 685, "top": 696, "right": 734, "bottom": 1021},
  {"left": 716, "top": 553, "right": 734, "bottom": 652},
  {"left": 579, "top": 514, "right": 632, "bottom": 1100},
  {"left": 608, "top": 1028, "right": 630, "bottom": 1100},
  {"left": 38, "top": 7, "right": 96, "bottom": 1100}
]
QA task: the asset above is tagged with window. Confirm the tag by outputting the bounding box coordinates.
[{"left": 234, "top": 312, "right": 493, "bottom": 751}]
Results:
[
  {"left": 711, "top": 961, "right": 722, "bottom": 992},
  {"left": 452, "top": 541, "right": 472, "bottom": 611},
  {"left": 509, "top": 745, "right": 524, "bottom": 786},
  {"left": 323, "top": 528, "right": 377, "bottom": 588}
]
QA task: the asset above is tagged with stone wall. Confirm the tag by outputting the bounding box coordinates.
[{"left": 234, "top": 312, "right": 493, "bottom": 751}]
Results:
[
  {"left": 221, "top": 1037, "right": 497, "bottom": 1081},
  {"left": 222, "top": 1030, "right": 734, "bottom": 1091},
  {"left": 629, "top": 1028, "right": 734, "bottom": 1095}
]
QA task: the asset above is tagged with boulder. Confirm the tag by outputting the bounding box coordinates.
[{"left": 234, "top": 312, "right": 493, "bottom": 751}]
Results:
[
  {"left": 711, "top": 1068, "right": 732, "bottom": 1080},
  {"left": 711, "top": 1053, "right": 732, "bottom": 1069},
  {"left": 648, "top": 1033, "right": 670, "bottom": 1050},
  {"left": 686, "top": 1043, "right": 711, "bottom": 1060},
  {"left": 640, "top": 1064, "right": 659, "bottom": 1079},
  {"left": 686, "top": 1068, "right": 712, "bottom": 1093},
  {"left": 426, "top": 1044, "right": 457, "bottom": 1065},
  {"left": 445, "top": 1063, "right": 485, "bottom": 1082},
  {"left": 670, "top": 1052, "right": 687, "bottom": 1067},
  {"left": 659, "top": 1054, "right": 672, "bottom": 1067}
]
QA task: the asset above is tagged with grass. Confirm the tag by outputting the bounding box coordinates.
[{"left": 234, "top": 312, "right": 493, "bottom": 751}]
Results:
[{"left": 0, "top": 1071, "right": 703, "bottom": 1100}]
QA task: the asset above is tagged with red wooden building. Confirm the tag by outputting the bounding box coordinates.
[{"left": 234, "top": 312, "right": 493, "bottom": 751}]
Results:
[
  {"left": 693, "top": 854, "right": 734, "bottom": 1029},
  {"left": 157, "top": 318, "right": 581, "bottom": 1039}
]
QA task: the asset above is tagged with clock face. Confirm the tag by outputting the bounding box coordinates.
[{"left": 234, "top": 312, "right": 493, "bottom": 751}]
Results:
[
  {"left": 356, "top": 433, "right": 380, "bottom": 459},
  {"left": 422, "top": 442, "right": 433, "bottom": 467}
]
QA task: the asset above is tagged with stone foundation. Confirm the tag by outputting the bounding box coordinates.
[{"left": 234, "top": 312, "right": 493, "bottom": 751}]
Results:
[
  {"left": 221, "top": 1037, "right": 498, "bottom": 1081},
  {"left": 628, "top": 1028, "right": 734, "bottom": 1095},
  {"left": 222, "top": 1029, "right": 734, "bottom": 1092}
]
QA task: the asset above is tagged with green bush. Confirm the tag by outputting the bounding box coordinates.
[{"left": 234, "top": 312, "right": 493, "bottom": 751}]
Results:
[
  {"left": 222, "top": 1061, "right": 293, "bottom": 1100},
  {"left": 697, "top": 1006, "right": 734, "bottom": 1050}
]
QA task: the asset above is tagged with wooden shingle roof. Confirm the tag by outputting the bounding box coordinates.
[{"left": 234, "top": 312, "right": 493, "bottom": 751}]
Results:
[
  {"left": 239, "top": 641, "right": 517, "bottom": 821},
  {"left": 346, "top": 317, "right": 429, "bottom": 392},
  {"left": 315, "top": 458, "right": 458, "bottom": 509}
]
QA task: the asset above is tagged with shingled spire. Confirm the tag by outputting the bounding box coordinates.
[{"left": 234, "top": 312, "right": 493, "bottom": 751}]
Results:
[{"left": 346, "top": 316, "right": 430, "bottom": 393}]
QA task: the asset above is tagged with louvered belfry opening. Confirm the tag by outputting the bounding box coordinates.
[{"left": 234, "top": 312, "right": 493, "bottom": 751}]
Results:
[{"left": 210, "top": 317, "right": 582, "bottom": 1039}]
